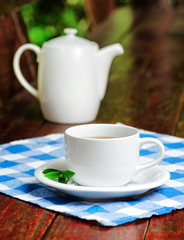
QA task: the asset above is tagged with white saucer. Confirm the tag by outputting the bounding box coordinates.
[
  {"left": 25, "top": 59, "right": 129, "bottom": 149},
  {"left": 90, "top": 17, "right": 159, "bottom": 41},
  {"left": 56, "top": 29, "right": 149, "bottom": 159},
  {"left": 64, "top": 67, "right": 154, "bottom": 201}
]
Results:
[{"left": 34, "top": 158, "right": 170, "bottom": 201}]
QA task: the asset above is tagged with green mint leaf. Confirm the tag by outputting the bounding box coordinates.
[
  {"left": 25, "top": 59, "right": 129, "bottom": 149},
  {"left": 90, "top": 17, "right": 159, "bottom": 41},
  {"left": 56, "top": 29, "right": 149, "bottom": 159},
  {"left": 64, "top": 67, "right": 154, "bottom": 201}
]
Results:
[
  {"left": 44, "top": 171, "right": 60, "bottom": 179},
  {"left": 43, "top": 168, "right": 59, "bottom": 174},
  {"left": 58, "top": 177, "right": 67, "bottom": 184},
  {"left": 42, "top": 168, "right": 75, "bottom": 184},
  {"left": 61, "top": 170, "right": 75, "bottom": 178}
]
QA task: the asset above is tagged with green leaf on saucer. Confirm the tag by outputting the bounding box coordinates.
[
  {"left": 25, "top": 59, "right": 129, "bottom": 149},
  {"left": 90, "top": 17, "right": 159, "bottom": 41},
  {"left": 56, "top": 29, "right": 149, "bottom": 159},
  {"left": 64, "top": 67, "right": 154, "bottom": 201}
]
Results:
[
  {"left": 61, "top": 170, "right": 75, "bottom": 178},
  {"left": 43, "top": 168, "right": 59, "bottom": 174},
  {"left": 44, "top": 170, "right": 60, "bottom": 179},
  {"left": 58, "top": 177, "right": 67, "bottom": 184},
  {"left": 42, "top": 168, "right": 75, "bottom": 184}
]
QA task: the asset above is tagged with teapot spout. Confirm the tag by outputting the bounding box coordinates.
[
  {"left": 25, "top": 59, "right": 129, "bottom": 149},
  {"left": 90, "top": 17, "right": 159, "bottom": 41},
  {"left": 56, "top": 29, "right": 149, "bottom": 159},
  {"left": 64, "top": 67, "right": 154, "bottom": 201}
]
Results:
[{"left": 96, "top": 43, "right": 124, "bottom": 100}]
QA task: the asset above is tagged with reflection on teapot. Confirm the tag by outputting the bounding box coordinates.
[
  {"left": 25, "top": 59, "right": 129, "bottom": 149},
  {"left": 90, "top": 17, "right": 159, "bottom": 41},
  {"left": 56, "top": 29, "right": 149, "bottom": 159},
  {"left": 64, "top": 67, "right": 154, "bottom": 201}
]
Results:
[{"left": 13, "top": 28, "right": 124, "bottom": 124}]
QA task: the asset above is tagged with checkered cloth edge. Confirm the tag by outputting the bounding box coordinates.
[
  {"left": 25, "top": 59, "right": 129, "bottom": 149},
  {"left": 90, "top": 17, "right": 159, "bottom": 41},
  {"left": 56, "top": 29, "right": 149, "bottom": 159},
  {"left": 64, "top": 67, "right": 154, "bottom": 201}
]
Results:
[{"left": 0, "top": 127, "right": 183, "bottom": 226}]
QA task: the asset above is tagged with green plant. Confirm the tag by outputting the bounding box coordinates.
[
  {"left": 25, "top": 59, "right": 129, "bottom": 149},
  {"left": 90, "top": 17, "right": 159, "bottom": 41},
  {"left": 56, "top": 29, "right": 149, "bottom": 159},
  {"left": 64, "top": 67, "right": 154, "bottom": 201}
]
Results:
[
  {"left": 43, "top": 168, "right": 75, "bottom": 184},
  {"left": 21, "top": 0, "right": 89, "bottom": 46}
]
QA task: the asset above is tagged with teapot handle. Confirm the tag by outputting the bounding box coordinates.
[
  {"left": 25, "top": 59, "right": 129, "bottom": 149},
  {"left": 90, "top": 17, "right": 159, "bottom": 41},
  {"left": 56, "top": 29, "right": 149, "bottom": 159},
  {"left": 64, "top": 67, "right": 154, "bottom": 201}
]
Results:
[{"left": 13, "top": 44, "right": 41, "bottom": 99}]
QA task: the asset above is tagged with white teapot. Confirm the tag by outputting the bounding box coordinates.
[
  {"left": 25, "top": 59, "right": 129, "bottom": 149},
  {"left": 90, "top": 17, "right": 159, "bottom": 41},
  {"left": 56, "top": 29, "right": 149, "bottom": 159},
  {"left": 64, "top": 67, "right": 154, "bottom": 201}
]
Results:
[{"left": 13, "top": 28, "right": 123, "bottom": 123}]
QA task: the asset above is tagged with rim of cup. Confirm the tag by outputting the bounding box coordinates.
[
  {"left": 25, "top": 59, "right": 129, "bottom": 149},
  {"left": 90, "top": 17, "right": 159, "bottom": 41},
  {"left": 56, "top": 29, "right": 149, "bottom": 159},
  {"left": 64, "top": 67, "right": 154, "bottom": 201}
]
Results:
[{"left": 65, "top": 124, "right": 139, "bottom": 140}]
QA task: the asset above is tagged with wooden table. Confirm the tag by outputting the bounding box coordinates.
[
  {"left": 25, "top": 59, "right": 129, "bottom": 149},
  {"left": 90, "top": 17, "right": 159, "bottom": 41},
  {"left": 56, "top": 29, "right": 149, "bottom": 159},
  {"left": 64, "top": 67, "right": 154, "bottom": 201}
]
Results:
[{"left": 0, "top": 2, "right": 184, "bottom": 239}]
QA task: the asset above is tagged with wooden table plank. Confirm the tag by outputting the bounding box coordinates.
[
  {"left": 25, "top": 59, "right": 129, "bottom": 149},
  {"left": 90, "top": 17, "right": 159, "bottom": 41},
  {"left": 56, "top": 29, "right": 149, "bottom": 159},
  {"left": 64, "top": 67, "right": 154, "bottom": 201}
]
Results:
[
  {"left": 0, "top": 91, "right": 43, "bottom": 144},
  {"left": 145, "top": 209, "right": 184, "bottom": 239},
  {"left": 110, "top": 8, "right": 184, "bottom": 135},
  {"left": 43, "top": 215, "right": 147, "bottom": 240},
  {"left": 112, "top": 36, "right": 184, "bottom": 134},
  {"left": 34, "top": 122, "right": 76, "bottom": 138},
  {"left": 0, "top": 194, "right": 55, "bottom": 239},
  {"left": 92, "top": 6, "right": 174, "bottom": 126},
  {"left": 168, "top": 4, "right": 184, "bottom": 138}
]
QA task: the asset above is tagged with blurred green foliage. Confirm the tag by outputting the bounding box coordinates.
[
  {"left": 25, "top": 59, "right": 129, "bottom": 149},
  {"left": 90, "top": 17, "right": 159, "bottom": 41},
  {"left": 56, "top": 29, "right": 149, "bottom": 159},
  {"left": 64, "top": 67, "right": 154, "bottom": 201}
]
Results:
[
  {"left": 21, "top": 0, "right": 88, "bottom": 46},
  {"left": 21, "top": 0, "right": 130, "bottom": 46}
]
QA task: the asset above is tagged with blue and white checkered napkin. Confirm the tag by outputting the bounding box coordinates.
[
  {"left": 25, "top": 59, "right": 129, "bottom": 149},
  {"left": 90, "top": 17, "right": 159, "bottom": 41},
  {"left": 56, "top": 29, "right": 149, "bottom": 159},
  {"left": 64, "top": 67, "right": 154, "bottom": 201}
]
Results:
[{"left": 0, "top": 128, "right": 184, "bottom": 226}]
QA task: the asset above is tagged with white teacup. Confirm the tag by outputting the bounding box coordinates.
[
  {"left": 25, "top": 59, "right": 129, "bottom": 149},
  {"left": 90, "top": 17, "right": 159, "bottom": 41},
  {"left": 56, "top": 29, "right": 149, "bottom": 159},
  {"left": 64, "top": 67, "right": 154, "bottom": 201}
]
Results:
[{"left": 64, "top": 124, "right": 165, "bottom": 187}]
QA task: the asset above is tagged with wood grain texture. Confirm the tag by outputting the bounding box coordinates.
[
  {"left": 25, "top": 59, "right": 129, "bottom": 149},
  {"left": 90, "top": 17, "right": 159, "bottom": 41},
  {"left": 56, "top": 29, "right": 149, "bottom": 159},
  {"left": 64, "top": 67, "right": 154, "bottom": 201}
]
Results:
[
  {"left": 0, "top": 90, "right": 43, "bottom": 144},
  {"left": 0, "top": 193, "right": 55, "bottom": 240},
  {"left": 95, "top": 4, "right": 176, "bottom": 132},
  {"left": 34, "top": 122, "right": 77, "bottom": 138},
  {"left": 88, "top": 7, "right": 146, "bottom": 123},
  {"left": 43, "top": 214, "right": 147, "bottom": 240},
  {"left": 145, "top": 209, "right": 184, "bottom": 239},
  {"left": 168, "top": 5, "right": 184, "bottom": 139}
]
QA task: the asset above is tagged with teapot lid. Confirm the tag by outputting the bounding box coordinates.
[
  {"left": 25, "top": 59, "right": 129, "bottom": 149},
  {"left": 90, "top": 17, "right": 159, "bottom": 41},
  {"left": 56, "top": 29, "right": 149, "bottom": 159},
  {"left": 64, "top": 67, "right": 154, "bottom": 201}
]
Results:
[{"left": 44, "top": 28, "right": 98, "bottom": 49}]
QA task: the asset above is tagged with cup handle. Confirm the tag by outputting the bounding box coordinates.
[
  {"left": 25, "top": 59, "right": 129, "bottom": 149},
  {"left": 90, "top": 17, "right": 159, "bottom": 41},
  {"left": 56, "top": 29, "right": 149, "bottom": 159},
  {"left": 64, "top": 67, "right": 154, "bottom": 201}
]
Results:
[
  {"left": 136, "top": 137, "right": 165, "bottom": 174},
  {"left": 13, "top": 43, "right": 41, "bottom": 99}
]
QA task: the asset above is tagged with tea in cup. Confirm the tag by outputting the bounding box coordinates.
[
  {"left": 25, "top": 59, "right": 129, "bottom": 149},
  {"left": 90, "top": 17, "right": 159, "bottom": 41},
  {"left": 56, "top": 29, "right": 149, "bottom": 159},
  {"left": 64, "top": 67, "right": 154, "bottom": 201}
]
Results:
[{"left": 64, "top": 124, "right": 165, "bottom": 187}]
